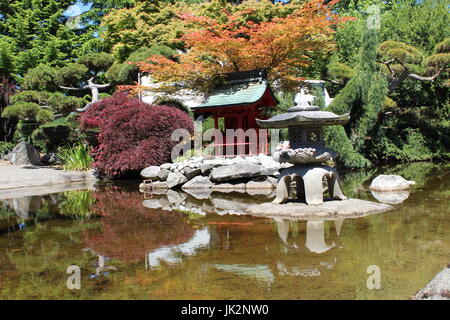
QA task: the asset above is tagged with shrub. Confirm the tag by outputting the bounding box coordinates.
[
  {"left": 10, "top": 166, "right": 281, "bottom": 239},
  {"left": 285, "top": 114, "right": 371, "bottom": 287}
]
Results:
[
  {"left": 58, "top": 143, "right": 93, "bottom": 171},
  {"left": 31, "top": 117, "right": 79, "bottom": 152},
  {"left": 0, "top": 141, "right": 14, "bottom": 157},
  {"left": 80, "top": 92, "right": 194, "bottom": 177}
]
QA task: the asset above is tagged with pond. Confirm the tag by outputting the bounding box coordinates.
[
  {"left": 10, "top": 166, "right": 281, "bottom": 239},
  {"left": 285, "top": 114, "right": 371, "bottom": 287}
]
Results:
[{"left": 0, "top": 162, "right": 448, "bottom": 300}]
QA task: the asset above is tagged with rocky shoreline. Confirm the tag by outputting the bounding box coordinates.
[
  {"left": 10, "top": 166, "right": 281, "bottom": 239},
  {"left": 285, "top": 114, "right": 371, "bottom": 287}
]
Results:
[{"left": 140, "top": 154, "right": 291, "bottom": 194}]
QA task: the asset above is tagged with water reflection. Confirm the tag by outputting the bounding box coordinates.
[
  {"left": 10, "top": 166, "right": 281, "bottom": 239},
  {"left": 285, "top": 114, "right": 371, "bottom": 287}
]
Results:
[
  {"left": 146, "top": 228, "right": 210, "bottom": 268},
  {"left": 85, "top": 189, "right": 196, "bottom": 264},
  {"left": 370, "top": 190, "right": 411, "bottom": 204},
  {"left": 0, "top": 162, "right": 448, "bottom": 299}
]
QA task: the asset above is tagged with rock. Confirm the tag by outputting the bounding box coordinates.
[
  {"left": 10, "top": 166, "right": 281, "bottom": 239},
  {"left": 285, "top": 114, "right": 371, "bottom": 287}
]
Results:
[
  {"left": 142, "top": 199, "right": 162, "bottom": 209},
  {"left": 10, "top": 142, "right": 41, "bottom": 166},
  {"left": 246, "top": 198, "right": 393, "bottom": 220},
  {"left": 414, "top": 267, "right": 450, "bottom": 300},
  {"left": 183, "top": 188, "right": 212, "bottom": 200},
  {"left": 182, "top": 176, "right": 213, "bottom": 190},
  {"left": 139, "top": 181, "right": 168, "bottom": 192},
  {"left": 140, "top": 166, "right": 161, "bottom": 179},
  {"left": 160, "top": 163, "right": 172, "bottom": 170},
  {"left": 40, "top": 153, "right": 62, "bottom": 165},
  {"left": 213, "top": 183, "right": 246, "bottom": 193},
  {"left": 183, "top": 167, "right": 202, "bottom": 180},
  {"left": 246, "top": 179, "right": 277, "bottom": 190},
  {"left": 200, "top": 164, "right": 214, "bottom": 174},
  {"left": 166, "top": 172, "right": 188, "bottom": 188},
  {"left": 369, "top": 175, "right": 416, "bottom": 191},
  {"left": 211, "top": 194, "right": 260, "bottom": 214},
  {"left": 258, "top": 154, "right": 280, "bottom": 170},
  {"left": 157, "top": 169, "right": 170, "bottom": 181},
  {"left": 246, "top": 156, "right": 261, "bottom": 165},
  {"left": 229, "top": 156, "right": 245, "bottom": 164},
  {"left": 166, "top": 190, "right": 187, "bottom": 205},
  {"left": 371, "top": 190, "right": 410, "bottom": 204},
  {"left": 204, "top": 158, "right": 226, "bottom": 167},
  {"left": 209, "top": 163, "right": 264, "bottom": 182}
]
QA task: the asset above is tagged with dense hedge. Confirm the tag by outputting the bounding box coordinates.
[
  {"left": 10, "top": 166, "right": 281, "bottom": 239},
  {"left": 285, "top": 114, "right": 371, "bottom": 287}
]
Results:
[{"left": 80, "top": 92, "right": 194, "bottom": 177}]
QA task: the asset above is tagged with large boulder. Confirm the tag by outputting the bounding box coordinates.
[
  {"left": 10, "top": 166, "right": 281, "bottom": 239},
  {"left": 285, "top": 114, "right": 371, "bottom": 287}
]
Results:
[
  {"left": 140, "top": 166, "right": 161, "bottom": 179},
  {"left": 182, "top": 176, "right": 213, "bottom": 190},
  {"left": 183, "top": 167, "right": 202, "bottom": 180},
  {"left": 40, "top": 153, "right": 62, "bottom": 165},
  {"left": 10, "top": 142, "right": 41, "bottom": 166},
  {"left": 209, "top": 162, "right": 264, "bottom": 182},
  {"left": 369, "top": 175, "right": 415, "bottom": 191},
  {"left": 166, "top": 172, "right": 188, "bottom": 188},
  {"left": 158, "top": 169, "right": 170, "bottom": 181}
]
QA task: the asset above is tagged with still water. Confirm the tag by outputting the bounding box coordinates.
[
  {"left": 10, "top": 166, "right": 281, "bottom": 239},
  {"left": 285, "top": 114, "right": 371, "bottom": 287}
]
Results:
[{"left": 0, "top": 162, "right": 448, "bottom": 300}]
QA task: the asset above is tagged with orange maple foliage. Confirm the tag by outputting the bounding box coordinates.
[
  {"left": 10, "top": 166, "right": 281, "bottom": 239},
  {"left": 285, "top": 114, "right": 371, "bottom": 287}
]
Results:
[{"left": 120, "top": 0, "right": 353, "bottom": 94}]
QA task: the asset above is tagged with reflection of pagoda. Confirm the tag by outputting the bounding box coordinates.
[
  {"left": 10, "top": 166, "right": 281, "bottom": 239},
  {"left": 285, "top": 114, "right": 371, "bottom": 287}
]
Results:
[{"left": 274, "top": 218, "right": 344, "bottom": 254}]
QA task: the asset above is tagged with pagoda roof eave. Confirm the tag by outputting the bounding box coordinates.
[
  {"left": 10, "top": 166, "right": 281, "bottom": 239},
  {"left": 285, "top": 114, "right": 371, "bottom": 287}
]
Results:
[{"left": 256, "top": 111, "right": 350, "bottom": 129}]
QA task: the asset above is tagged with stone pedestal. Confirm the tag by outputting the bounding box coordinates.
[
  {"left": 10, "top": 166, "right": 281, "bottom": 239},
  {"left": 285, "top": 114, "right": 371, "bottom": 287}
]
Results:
[{"left": 273, "top": 165, "right": 347, "bottom": 205}]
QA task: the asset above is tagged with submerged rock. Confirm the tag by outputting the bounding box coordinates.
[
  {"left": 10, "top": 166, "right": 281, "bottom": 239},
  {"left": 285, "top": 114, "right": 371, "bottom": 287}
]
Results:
[
  {"left": 10, "top": 142, "right": 41, "bottom": 166},
  {"left": 369, "top": 175, "right": 415, "bottom": 191}
]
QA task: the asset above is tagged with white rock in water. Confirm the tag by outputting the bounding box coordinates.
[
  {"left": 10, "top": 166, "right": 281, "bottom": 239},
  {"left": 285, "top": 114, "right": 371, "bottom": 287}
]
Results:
[
  {"left": 369, "top": 174, "right": 415, "bottom": 191},
  {"left": 140, "top": 166, "right": 161, "bottom": 179},
  {"left": 371, "top": 190, "right": 410, "bottom": 204}
]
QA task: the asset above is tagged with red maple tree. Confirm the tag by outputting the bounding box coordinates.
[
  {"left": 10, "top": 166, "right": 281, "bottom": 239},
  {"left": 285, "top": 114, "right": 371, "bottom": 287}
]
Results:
[{"left": 121, "top": 0, "right": 353, "bottom": 94}]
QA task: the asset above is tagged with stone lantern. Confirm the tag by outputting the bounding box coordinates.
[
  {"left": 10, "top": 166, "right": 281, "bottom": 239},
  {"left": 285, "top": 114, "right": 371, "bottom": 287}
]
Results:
[{"left": 256, "top": 92, "right": 350, "bottom": 205}]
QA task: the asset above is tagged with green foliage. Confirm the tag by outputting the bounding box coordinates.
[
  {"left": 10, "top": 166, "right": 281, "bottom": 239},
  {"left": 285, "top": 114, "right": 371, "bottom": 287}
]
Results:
[
  {"left": 106, "top": 45, "right": 176, "bottom": 83},
  {"left": 22, "top": 64, "right": 62, "bottom": 91},
  {"left": 0, "top": 141, "right": 14, "bottom": 156},
  {"left": 327, "top": 61, "right": 354, "bottom": 82},
  {"left": 31, "top": 117, "right": 80, "bottom": 153},
  {"left": 58, "top": 190, "right": 95, "bottom": 219},
  {"left": 78, "top": 53, "right": 115, "bottom": 73},
  {"left": 59, "top": 63, "right": 89, "bottom": 87},
  {"left": 58, "top": 143, "right": 93, "bottom": 171},
  {"left": 325, "top": 27, "right": 387, "bottom": 168},
  {"left": 0, "top": 43, "right": 15, "bottom": 79}
]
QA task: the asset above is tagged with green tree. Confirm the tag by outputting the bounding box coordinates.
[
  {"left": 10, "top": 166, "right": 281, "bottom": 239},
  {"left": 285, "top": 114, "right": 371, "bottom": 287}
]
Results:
[
  {"left": 1, "top": 53, "right": 114, "bottom": 151},
  {"left": 325, "top": 25, "right": 387, "bottom": 168},
  {"left": 326, "top": 0, "right": 449, "bottom": 166}
]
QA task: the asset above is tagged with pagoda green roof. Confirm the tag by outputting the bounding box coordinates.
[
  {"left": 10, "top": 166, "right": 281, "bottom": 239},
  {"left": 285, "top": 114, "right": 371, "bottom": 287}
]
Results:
[{"left": 192, "top": 80, "right": 269, "bottom": 110}]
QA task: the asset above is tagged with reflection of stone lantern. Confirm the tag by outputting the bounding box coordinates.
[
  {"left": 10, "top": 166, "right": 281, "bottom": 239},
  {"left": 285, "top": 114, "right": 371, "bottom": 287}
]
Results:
[
  {"left": 257, "top": 92, "right": 350, "bottom": 205},
  {"left": 305, "top": 221, "right": 334, "bottom": 254}
]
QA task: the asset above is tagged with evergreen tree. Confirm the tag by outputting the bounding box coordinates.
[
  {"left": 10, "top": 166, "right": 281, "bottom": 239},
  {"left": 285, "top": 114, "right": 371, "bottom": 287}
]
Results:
[{"left": 324, "top": 25, "right": 387, "bottom": 168}]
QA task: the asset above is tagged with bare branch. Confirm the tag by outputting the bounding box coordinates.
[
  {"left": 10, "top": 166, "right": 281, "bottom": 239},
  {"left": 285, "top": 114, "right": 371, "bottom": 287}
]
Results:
[
  {"left": 59, "top": 85, "right": 84, "bottom": 91},
  {"left": 407, "top": 69, "right": 444, "bottom": 81}
]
